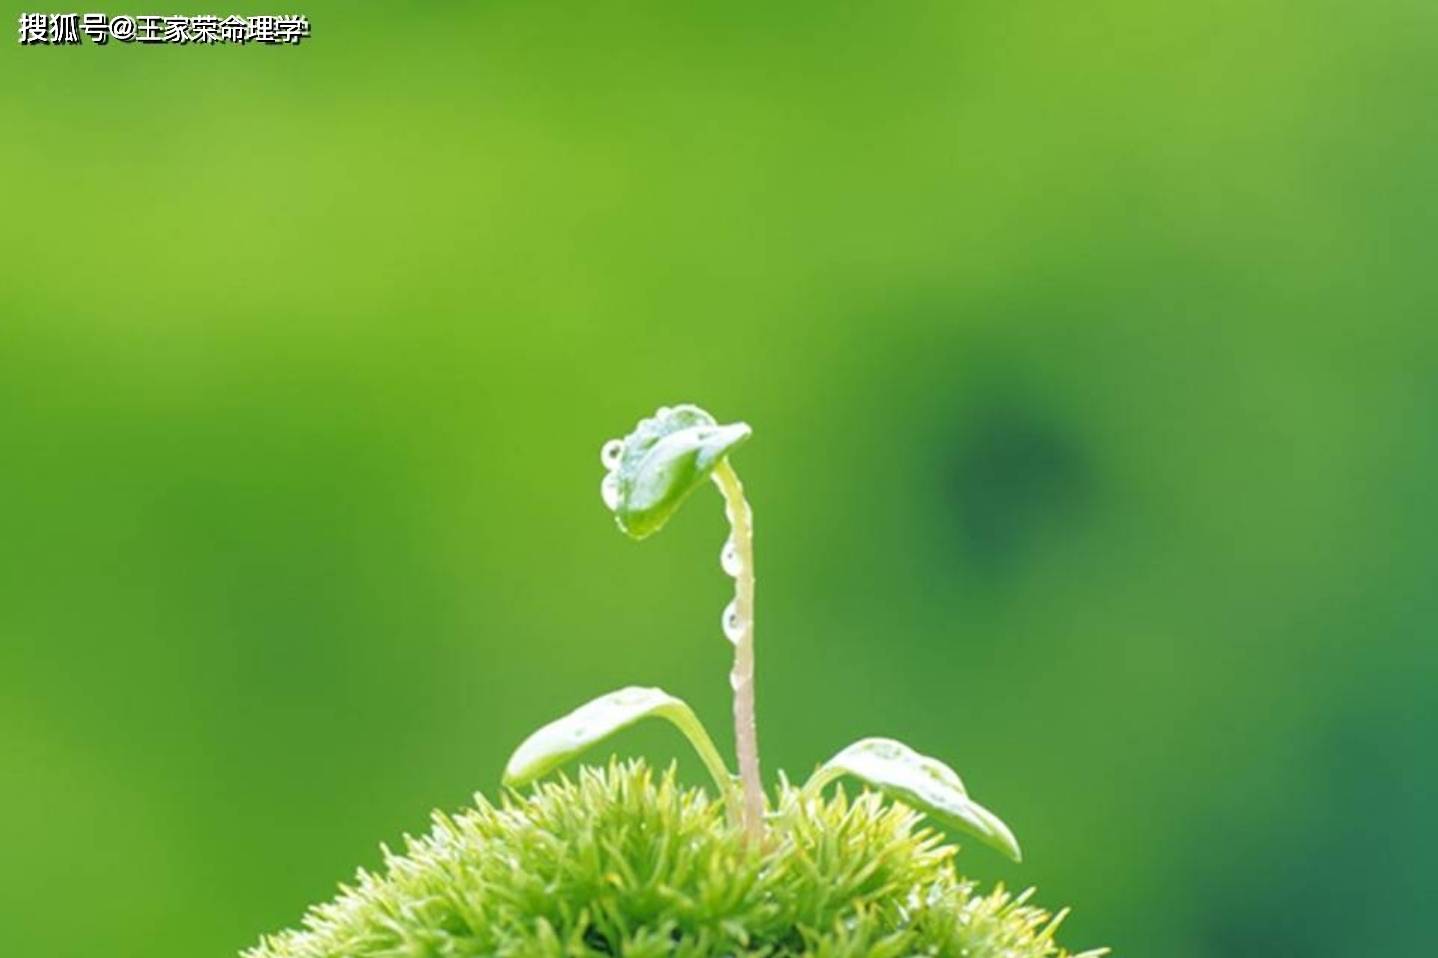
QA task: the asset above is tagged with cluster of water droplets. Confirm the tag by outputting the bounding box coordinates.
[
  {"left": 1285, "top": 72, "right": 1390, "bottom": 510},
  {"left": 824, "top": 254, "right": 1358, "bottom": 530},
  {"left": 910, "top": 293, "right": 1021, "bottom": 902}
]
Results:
[
  {"left": 599, "top": 438, "right": 624, "bottom": 510},
  {"left": 718, "top": 535, "right": 746, "bottom": 649}
]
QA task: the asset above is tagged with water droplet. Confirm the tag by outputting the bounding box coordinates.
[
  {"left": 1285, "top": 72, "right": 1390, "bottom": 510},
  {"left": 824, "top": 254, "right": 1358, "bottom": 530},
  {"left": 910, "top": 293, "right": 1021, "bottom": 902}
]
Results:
[
  {"left": 722, "top": 599, "right": 744, "bottom": 643},
  {"left": 720, "top": 539, "right": 742, "bottom": 577},
  {"left": 600, "top": 473, "right": 620, "bottom": 510},
  {"left": 600, "top": 439, "right": 624, "bottom": 469}
]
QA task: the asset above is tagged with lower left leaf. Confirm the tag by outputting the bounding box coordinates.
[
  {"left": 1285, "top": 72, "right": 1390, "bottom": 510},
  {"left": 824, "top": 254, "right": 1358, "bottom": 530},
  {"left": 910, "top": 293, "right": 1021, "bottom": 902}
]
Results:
[{"left": 502, "top": 686, "right": 736, "bottom": 808}]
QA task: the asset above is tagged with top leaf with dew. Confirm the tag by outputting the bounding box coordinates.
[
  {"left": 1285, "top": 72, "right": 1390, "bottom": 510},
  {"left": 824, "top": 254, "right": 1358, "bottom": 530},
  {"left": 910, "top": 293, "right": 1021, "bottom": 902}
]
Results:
[{"left": 600, "top": 404, "right": 752, "bottom": 540}]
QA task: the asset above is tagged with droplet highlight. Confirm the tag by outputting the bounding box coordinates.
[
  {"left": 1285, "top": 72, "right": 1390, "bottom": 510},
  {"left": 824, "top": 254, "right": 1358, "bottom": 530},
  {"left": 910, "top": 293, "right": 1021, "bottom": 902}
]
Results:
[
  {"left": 720, "top": 539, "right": 743, "bottom": 577},
  {"left": 600, "top": 473, "right": 621, "bottom": 510},
  {"left": 600, "top": 439, "right": 624, "bottom": 470},
  {"left": 722, "top": 599, "right": 744, "bottom": 644}
]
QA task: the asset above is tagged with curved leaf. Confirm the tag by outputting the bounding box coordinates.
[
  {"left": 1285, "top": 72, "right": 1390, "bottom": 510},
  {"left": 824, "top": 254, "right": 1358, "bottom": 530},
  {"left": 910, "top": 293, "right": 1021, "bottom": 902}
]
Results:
[
  {"left": 503, "top": 686, "right": 736, "bottom": 806},
  {"left": 601, "top": 404, "right": 751, "bottom": 540},
  {"left": 807, "top": 737, "right": 1023, "bottom": 862}
]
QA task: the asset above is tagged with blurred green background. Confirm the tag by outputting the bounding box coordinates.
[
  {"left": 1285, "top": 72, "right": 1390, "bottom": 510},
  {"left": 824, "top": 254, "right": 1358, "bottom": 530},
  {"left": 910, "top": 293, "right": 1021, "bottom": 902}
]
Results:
[{"left": 3, "top": 2, "right": 1435, "bottom": 955}]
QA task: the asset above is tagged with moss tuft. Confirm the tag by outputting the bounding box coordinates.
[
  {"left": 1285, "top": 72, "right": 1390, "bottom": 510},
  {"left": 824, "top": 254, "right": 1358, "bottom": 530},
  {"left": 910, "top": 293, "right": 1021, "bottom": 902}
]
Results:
[{"left": 247, "top": 760, "right": 1102, "bottom": 958}]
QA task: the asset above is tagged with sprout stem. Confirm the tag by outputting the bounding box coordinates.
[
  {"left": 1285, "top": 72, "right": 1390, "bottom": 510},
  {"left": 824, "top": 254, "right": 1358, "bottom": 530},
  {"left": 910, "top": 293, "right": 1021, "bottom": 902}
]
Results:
[
  {"left": 711, "top": 458, "right": 764, "bottom": 845},
  {"left": 661, "top": 699, "right": 746, "bottom": 827}
]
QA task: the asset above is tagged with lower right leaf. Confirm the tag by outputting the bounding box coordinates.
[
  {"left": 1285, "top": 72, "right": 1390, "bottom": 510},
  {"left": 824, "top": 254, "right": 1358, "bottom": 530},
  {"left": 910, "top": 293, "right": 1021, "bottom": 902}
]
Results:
[{"left": 808, "top": 737, "right": 1023, "bottom": 862}]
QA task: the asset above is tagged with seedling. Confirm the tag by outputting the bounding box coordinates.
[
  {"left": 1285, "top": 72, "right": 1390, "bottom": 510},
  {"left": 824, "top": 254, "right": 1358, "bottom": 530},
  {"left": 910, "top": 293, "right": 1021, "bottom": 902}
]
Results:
[
  {"left": 247, "top": 402, "right": 1099, "bottom": 958},
  {"left": 503, "top": 403, "right": 1021, "bottom": 862}
]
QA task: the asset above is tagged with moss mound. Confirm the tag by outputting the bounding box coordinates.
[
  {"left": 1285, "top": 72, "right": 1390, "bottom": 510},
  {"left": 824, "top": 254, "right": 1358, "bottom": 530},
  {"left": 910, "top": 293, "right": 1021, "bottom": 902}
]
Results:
[{"left": 248, "top": 760, "right": 1100, "bottom": 958}]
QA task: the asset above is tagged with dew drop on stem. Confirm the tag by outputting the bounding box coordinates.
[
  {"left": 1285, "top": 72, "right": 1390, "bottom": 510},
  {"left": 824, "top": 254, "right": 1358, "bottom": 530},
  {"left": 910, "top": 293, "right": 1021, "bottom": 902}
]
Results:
[
  {"left": 720, "top": 538, "right": 742, "bottom": 577},
  {"left": 722, "top": 599, "right": 743, "bottom": 644}
]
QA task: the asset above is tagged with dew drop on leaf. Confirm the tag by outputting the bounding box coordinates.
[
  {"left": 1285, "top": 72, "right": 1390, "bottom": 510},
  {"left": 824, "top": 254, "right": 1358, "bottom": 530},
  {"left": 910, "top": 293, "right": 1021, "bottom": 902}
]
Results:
[
  {"left": 720, "top": 539, "right": 742, "bottom": 577},
  {"left": 600, "top": 473, "right": 621, "bottom": 510},
  {"left": 600, "top": 439, "right": 624, "bottom": 470},
  {"left": 722, "top": 599, "right": 743, "bottom": 643}
]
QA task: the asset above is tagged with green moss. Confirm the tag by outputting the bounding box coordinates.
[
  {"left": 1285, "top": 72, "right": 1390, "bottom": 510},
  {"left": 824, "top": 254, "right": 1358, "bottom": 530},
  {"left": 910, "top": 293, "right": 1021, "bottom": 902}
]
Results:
[{"left": 247, "top": 761, "right": 1100, "bottom": 958}]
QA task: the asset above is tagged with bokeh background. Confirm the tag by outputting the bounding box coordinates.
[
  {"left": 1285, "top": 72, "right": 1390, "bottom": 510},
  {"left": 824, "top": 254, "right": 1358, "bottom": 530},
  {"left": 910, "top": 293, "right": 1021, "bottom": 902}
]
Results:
[{"left": 4, "top": 2, "right": 1436, "bottom": 955}]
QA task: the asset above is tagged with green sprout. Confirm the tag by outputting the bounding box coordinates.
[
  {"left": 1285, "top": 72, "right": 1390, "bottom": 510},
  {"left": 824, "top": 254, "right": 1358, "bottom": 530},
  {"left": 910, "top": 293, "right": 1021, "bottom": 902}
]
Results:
[
  {"left": 245, "top": 402, "right": 1101, "bottom": 958},
  {"left": 503, "top": 403, "right": 1021, "bottom": 861}
]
